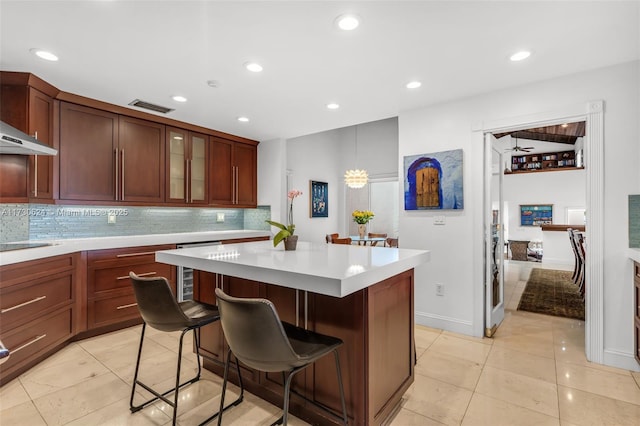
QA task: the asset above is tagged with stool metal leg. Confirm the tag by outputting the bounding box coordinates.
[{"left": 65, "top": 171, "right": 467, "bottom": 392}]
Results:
[{"left": 130, "top": 325, "right": 203, "bottom": 424}]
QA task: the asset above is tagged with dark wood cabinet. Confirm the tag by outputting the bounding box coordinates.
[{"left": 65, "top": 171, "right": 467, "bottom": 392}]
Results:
[
  {"left": 86, "top": 244, "right": 176, "bottom": 331},
  {"left": 27, "top": 88, "right": 55, "bottom": 200},
  {"left": 59, "top": 102, "right": 119, "bottom": 201},
  {"left": 209, "top": 137, "right": 257, "bottom": 207},
  {"left": 0, "top": 73, "right": 57, "bottom": 202},
  {"left": 166, "top": 127, "right": 208, "bottom": 205},
  {"left": 0, "top": 253, "right": 78, "bottom": 385},
  {"left": 2, "top": 71, "right": 259, "bottom": 207},
  {"left": 59, "top": 105, "right": 166, "bottom": 204},
  {"left": 197, "top": 266, "right": 415, "bottom": 426},
  {"left": 118, "top": 116, "right": 165, "bottom": 203}
]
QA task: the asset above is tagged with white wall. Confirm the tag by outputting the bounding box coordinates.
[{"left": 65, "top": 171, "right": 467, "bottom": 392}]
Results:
[
  {"left": 399, "top": 61, "right": 640, "bottom": 370},
  {"left": 269, "top": 117, "right": 399, "bottom": 243},
  {"left": 258, "top": 138, "right": 287, "bottom": 226},
  {"left": 499, "top": 169, "right": 585, "bottom": 262}
]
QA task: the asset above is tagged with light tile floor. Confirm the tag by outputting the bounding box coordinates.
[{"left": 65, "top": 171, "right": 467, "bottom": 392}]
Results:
[{"left": 2, "top": 260, "right": 640, "bottom": 425}]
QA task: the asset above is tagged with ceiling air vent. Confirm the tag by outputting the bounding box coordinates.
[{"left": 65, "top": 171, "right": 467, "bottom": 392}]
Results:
[{"left": 128, "top": 99, "right": 174, "bottom": 114}]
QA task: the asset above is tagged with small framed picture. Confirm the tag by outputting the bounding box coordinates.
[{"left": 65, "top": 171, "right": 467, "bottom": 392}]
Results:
[{"left": 310, "top": 180, "right": 328, "bottom": 218}]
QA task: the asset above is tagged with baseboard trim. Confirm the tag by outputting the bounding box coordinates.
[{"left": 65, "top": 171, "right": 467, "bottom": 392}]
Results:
[
  {"left": 603, "top": 348, "right": 640, "bottom": 372},
  {"left": 415, "top": 311, "right": 474, "bottom": 336}
]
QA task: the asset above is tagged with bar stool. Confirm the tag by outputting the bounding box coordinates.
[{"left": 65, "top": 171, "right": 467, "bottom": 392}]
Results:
[
  {"left": 128, "top": 272, "right": 243, "bottom": 426},
  {"left": 214, "top": 288, "right": 349, "bottom": 426}
]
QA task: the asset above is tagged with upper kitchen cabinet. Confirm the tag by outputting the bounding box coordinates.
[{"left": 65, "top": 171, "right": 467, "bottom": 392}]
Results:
[
  {"left": 0, "top": 72, "right": 58, "bottom": 202},
  {"left": 166, "top": 127, "right": 208, "bottom": 205},
  {"left": 59, "top": 102, "right": 119, "bottom": 201},
  {"left": 209, "top": 137, "right": 257, "bottom": 207},
  {"left": 59, "top": 103, "right": 165, "bottom": 204},
  {"left": 118, "top": 116, "right": 165, "bottom": 203}
]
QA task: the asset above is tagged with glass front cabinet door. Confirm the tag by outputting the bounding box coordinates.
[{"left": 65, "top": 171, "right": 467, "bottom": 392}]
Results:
[{"left": 166, "top": 127, "right": 209, "bottom": 204}]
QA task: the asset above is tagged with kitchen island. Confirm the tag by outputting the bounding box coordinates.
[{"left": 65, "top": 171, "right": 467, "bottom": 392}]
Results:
[{"left": 156, "top": 240, "right": 430, "bottom": 426}]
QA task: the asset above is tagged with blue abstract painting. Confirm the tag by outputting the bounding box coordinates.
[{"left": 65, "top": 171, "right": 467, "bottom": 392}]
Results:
[{"left": 404, "top": 149, "right": 464, "bottom": 210}]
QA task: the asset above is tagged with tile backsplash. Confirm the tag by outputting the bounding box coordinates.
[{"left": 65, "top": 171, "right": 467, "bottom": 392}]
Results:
[{"left": 0, "top": 203, "right": 270, "bottom": 243}]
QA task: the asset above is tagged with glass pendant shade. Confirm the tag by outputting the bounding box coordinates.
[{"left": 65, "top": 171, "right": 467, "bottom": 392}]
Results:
[
  {"left": 345, "top": 125, "right": 368, "bottom": 189},
  {"left": 344, "top": 168, "right": 368, "bottom": 188}
]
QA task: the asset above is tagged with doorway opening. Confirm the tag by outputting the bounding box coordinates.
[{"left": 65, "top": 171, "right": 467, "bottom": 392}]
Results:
[{"left": 481, "top": 101, "right": 604, "bottom": 363}]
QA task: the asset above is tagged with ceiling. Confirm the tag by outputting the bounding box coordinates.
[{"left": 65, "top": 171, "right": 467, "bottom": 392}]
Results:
[
  {"left": 1, "top": 1, "right": 638, "bottom": 143},
  {"left": 494, "top": 122, "right": 586, "bottom": 145}
]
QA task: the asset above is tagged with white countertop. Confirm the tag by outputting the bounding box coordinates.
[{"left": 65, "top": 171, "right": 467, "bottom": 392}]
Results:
[
  {"left": 0, "top": 230, "right": 270, "bottom": 266},
  {"left": 156, "top": 240, "right": 430, "bottom": 298},
  {"left": 629, "top": 248, "right": 640, "bottom": 263}
]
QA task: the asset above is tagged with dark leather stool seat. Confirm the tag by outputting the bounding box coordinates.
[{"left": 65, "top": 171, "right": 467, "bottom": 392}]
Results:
[
  {"left": 128, "top": 272, "right": 243, "bottom": 426},
  {"left": 214, "top": 288, "right": 348, "bottom": 426}
]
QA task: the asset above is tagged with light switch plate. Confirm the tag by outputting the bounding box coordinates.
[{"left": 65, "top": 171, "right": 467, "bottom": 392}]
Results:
[{"left": 107, "top": 214, "right": 116, "bottom": 224}]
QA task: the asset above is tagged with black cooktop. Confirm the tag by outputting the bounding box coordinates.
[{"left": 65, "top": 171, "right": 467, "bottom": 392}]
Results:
[{"left": 0, "top": 243, "right": 51, "bottom": 252}]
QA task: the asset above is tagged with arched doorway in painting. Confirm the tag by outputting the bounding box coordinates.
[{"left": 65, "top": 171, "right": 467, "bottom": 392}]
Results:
[
  {"left": 405, "top": 157, "right": 443, "bottom": 209},
  {"left": 404, "top": 149, "right": 464, "bottom": 211}
]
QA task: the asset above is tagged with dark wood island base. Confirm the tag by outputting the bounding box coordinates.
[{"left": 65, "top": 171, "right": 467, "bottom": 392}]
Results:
[{"left": 195, "top": 269, "right": 415, "bottom": 426}]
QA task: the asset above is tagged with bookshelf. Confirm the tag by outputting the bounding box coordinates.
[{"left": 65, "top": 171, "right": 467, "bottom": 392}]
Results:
[{"left": 507, "top": 150, "right": 583, "bottom": 174}]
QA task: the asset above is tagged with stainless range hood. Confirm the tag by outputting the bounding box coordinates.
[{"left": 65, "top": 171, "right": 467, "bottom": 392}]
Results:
[{"left": 0, "top": 121, "right": 57, "bottom": 155}]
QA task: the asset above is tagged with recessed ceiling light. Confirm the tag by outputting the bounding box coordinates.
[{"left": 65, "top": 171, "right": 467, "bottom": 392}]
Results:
[
  {"left": 510, "top": 51, "right": 531, "bottom": 62},
  {"left": 29, "top": 48, "right": 58, "bottom": 61},
  {"left": 237, "top": 116, "right": 249, "bottom": 122},
  {"left": 406, "top": 81, "right": 422, "bottom": 89},
  {"left": 244, "top": 62, "right": 263, "bottom": 72},
  {"left": 335, "top": 14, "right": 360, "bottom": 31},
  {"left": 326, "top": 103, "right": 340, "bottom": 110},
  {"left": 172, "top": 95, "right": 187, "bottom": 102}
]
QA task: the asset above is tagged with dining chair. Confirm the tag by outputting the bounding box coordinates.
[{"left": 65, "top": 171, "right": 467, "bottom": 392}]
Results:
[
  {"left": 325, "top": 233, "right": 339, "bottom": 243},
  {"left": 331, "top": 237, "right": 352, "bottom": 245},
  {"left": 128, "top": 272, "right": 243, "bottom": 426},
  {"left": 385, "top": 237, "right": 399, "bottom": 248},
  {"left": 214, "top": 288, "right": 349, "bottom": 426},
  {"left": 367, "top": 233, "right": 387, "bottom": 246}
]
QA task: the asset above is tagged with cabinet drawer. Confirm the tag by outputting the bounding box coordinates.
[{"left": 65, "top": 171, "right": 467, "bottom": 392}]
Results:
[
  {"left": 1, "top": 308, "right": 73, "bottom": 376},
  {"left": 88, "top": 293, "right": 141, "bottom": 329},
  {"left": 0, "top": 271, "right": 73, "bottom": 330},
  {"left": 635, "top": 262, "right": 640, "bottom": 284},
  {"left": 90, "top": 261, "right": 174, "bottom": 294},
  {"left": 87, "top": 244, "right": 175, "bottom": 266}
]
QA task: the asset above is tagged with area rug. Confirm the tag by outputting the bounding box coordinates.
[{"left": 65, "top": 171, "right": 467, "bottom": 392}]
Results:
[{"left": 517, "top": 268, "right": 585, "bottom": 320}]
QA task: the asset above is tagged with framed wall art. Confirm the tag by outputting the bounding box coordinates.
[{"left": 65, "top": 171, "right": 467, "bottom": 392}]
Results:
[
  {"left": 403, "top": 148, "right": 464, "bottom": 210},
  {"left": 310, "top": 180, "right": 328, "bottom": 218},
  {"left": 520, "top": 204, "right": 553, "bottom": 226}
]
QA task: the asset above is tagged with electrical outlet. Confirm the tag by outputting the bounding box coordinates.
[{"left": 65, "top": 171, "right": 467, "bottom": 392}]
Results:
[
  {"left": 107, "top": 214, "right": 116, "bottom": 224},
  {"left": 434, "top": 216, "right": 446, "bottom": 225},
  {"left": 436, "top": 283, "right": 444, "bottom": 296},
  {"left": 216, "top": 212, "right": 225, "bottom": 223}
]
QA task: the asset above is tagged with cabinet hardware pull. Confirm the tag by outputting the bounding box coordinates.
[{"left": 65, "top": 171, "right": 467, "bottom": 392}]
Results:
[
  {"left": 117, "top": 271, "right": 156, "bottom": 280},
  {"left": 116, "top": 302, "right": 138, "bottom": 310},
  {"left": 1, "top": 296, "right": 47, "bottom": 314},
  {"left": 188, "top": 159, "right": 192, "bottom": 203},
  {"left": 234, "top": 166, "right": 239, "bottom": 204},
  {"left": 34, "top": 155, "right": 38, "bottom": 197},
  {"left": 12, "top": 334, "right": 46, "bottom": 354},
  {"left": 121, "top": 149, "right": 125, "bottom": 201},
  {"left": 34, "top": 131, "right": 38, "bottom": 140},
  {"left": 115, "top": 149, "right": 119, "bottom": 200},
  {"left": 116, "top": 251, "right": 156, "bottom": 258}
]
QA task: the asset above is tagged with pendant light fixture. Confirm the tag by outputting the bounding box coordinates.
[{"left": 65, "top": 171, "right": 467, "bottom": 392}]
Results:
[{"left": 344, "top": 125, "right": 368, "bottom": 189}]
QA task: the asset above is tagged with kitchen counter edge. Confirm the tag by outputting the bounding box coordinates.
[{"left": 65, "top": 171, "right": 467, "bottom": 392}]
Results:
[{"left": 0, "top": 230, "right": 271, "bottom": 266}]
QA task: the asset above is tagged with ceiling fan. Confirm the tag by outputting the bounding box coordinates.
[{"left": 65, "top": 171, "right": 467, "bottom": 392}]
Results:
[{"left": 505, "top": 136, "right": 534, "bottom": 153}]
